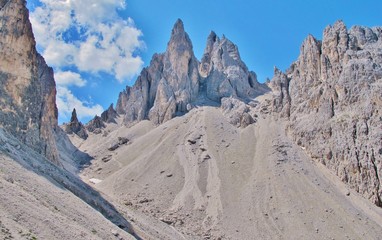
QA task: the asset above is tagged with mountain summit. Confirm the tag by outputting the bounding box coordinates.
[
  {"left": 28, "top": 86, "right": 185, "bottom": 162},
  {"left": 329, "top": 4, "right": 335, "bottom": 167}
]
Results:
[
  {"left": 116, "top": 19, "right": 269, "bottom": 125},
  {"left": 270, "top": 20, "right": 382, "bottom": 206}
]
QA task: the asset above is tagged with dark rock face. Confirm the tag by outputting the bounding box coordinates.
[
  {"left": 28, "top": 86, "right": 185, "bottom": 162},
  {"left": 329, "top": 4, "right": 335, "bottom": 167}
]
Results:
[
  {"left": 116, "top": 19, "right": 268, "bottom": 126},
  {"left": 271, "top": 21, "right": 382, "bottom": 206},
  {"left": 199, "top": 32, "right": 269, "bottom": 102},
  {"left": 86, "top": 115, "right": 105, "bottom": 133},
  {"left": 221, "top": 97, "right": 256, "bottom": 128},
  {"left": 101, "top": 104, "right": 118, "bottom": 123},
  {"left": 0, "top": 0, "right": 59, "bottom": 163},
  {"left": 116, "top": 19, "right": 200, "bottom": 125},
  {"left": 63, "top": 109, "right": 88, "bottom": 140}
]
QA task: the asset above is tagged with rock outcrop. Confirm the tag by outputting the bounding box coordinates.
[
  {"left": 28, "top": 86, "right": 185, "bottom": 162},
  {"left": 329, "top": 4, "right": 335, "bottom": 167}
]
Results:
[
  {"left": 116, "top": 19, "right": 268, "bottom": 126},
  {"left": 116, "top": 19, "right": 200, "bottom": 125},
  {"left": 63, "top": 109, "right": 88, "bottom": 140},
  {"left": 0, "top": 0, "right": 58, "bottom": 163},
  {"left": 199, "top": 32, "right": 269, "bottom": 101},
  {"left": 101, "top": 104, "right": 118, "bottom": 123},
  {"left": 221, "top": 97, "right": 257, "bottom": 128},
  {"left": 271, "top": 20, "right": 382, "bottom": 206},
  {"left": 86, "top": 115, "right": 105, "bottom": 134}
]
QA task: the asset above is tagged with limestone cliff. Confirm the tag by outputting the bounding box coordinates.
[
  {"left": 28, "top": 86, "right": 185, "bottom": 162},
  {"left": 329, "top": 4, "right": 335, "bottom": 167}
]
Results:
[
  {"left": 101, "top": 104, "right": 118, "bottom": 123},
  {"left": 199, "top": 32, "right": 269, "bottom": 101},
  {"left": 0, "top": 0, "right": 59, "bottom": 163},
  {"left": 271, "top": 21, "right": 382, "bottom": 206},
  {"left": 116, "top": 19, "right": 268, "bottom": 126},
  {"left": 63, "top": 109, "right": 88, "bottom": 140},
  {"left": 116, "top": 19, "right": 200, "bottom": 125}
]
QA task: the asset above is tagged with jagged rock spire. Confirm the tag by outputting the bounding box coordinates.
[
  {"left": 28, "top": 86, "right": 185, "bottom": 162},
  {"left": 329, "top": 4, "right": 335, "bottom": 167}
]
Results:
[
  {"left": 70, "top": 108, "right": 79, "bottom": 123},
  {"left": 199, "top": 32, "right": 269, "bottom": 101},
  {"left": 116, "top": 19, "right": 268, "bottom": 126},
  {"left": 270, "top": 20, "right": 382, "bottom": 207},
  {"left": 116, "top": 19, "right": 200, "bottom": 125},
  {"left": 171, "top": 19, "right": 185, "bottom": 36},
  {"left": 64, "top": 108, "right": 88, "bottom": 140},
  {"left": 101, "top": 104, "right": 117, "bottom": 123}
]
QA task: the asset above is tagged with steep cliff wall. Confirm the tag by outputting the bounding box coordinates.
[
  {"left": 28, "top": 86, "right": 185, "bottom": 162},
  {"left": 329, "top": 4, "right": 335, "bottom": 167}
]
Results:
[
  {"left": 271, "top": 21, "right": 382, "bottom": 206},
  {"left": 0, "top": 0, "right": 58, "bottom": 163},
  {"left": 116, "top": 19, "right": 269, "bottom": 126}
]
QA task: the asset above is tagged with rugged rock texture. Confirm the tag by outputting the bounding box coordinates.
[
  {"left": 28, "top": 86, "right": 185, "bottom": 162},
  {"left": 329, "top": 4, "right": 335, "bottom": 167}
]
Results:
[
  {"left": 0, "top": 0, "right": 58, "bottom": 163},
  {"left": 199, "top": 32, "right": 269, "bottom": 102},
  {"left": 63, "top": 109, "right": 88, "bottom": 140},
  {"left": 221, "top": 97, "right": 257, "bottom": 128},
  {"left": 271, "top": 20, "right": 382, "bottom": 206},
  {"left": 116, "top": 19, "right": 268, "bottom": 126},
  {"left": 86, "top": 115, "right": 105, "bottom": 134},
  {"left": 101, "top": 104, "right": 118, "bottom": 123},
  {"left": 116, "top": 19, "right": 200, "bottom": 125}
]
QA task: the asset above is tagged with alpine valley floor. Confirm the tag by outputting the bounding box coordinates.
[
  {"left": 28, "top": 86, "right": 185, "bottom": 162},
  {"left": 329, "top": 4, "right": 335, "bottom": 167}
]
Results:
[{"left": 71, "top": 94, "right": 382, "bottom": 240}]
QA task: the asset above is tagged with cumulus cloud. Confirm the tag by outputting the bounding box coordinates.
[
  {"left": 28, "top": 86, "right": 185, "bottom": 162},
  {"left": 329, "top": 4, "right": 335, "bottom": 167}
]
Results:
[
  {"left": 29, "top": 0, "right": 145, "bottom": 122},
  {"left": 55, "top": 71, "right": 86, "bottom": 87},
  {"left": 30, "top": 0, "right": 144, "bottom": 81},
  {"left": 56, "top": 86, "right": 103, "bottom": 122}
]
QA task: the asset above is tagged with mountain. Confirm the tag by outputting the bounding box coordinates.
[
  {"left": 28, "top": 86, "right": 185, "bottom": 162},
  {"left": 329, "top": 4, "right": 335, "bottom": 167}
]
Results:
[
  {"left": 199, "top": 31, "right": 269, "bottom": 101},
  {"left": 71, "top": 19, "right": 382, "bottom": 239},
  {"left": 0, "top": 0, "right": 58, "bottom": 163},
  {"left": 116, "top": 19, "right": 200, "bottom": 125},
  {"left": 1, "top": 0, "right": 382, "bottom": 238},
  {"left": 0, "top": 1, "right": 143, "bottom": 239},
  {"left": 63, "top": 108, "right": 88, "bottom": 140},
  {"left": 270, "top": 20, "right": 382, "bottom": 206},
  {"left": 116, "top": 19, "right": 269, "bottom": 126}
]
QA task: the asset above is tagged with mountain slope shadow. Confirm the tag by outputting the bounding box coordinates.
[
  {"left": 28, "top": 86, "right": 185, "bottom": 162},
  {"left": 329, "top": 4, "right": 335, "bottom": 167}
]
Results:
[{"left": 0, "top": 128, "right": 141, "bottom": 239}]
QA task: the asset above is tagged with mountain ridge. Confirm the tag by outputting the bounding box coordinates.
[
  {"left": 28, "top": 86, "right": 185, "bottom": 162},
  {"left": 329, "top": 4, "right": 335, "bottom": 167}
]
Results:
[
  {"left": 114, "top": 19, "right": 269, "bottom": 126},
  {"left": 1, "top": 2, "right": 382, "bottom": 238},
  {"left": 270, "top": 20, "right": 382, "bottom": 206}
]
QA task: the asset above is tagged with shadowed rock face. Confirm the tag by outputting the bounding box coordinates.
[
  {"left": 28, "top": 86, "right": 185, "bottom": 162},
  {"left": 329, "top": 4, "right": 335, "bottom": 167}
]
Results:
[
  {"left": 116, "top": 19, "right": 269, "bottom": 126},
  {"left": 86, "top": 115, "right": 105, "bottom": 133},
  {"left": 271, "top": 20, "right": 382, "bottom": 206},
  {"left": 0, "top": 0, "right": 59, "bottom": 163},
  {"left": 101, "top": 104, "right": 118, "bottom": 123},
  {"left": 199, "top": 32, "right": 269, "bottom": 102},
  {"left": 63, "top": 109, "right": 88, "bottom": 140},
  {"left": 116, "top": 19, "right": 200, "bottom": 125}
]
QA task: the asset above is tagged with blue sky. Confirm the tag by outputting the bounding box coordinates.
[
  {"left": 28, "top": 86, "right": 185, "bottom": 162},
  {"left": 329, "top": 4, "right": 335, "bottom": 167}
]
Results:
[{"left": 26, "top": 0, "right": 382, "bottom": 124}]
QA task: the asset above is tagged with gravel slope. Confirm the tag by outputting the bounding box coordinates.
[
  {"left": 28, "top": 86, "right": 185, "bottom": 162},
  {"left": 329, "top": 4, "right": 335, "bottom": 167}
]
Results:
[
  {"left": 76, "top": 99, "right": 382, "bottom": 239},
  {"left": 0, "top": 129, "right": 136, "bottom": 240}
]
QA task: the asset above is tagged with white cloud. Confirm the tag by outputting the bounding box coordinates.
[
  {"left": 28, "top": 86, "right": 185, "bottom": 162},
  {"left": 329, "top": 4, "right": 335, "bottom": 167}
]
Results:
[
  {"left": 56, "top": 86, "right": 103, "bottom": 121},
  {"left": 30, "top": 0, "right": 144, "bottom": 80},
  {"left": 29, "top": 0, "right": 144, "bottom": 122},
  {"left": 71, "top": 0, "right": 126, "bottom": 27},
  {"left": 43, "top": 40, "right": 76, "bottom": 66},
  {"left": 55, "top": 71, "right": 86, "bottom": 87},
  {"left": 115, "top": 55, "right": 143, "bottom": 81}
]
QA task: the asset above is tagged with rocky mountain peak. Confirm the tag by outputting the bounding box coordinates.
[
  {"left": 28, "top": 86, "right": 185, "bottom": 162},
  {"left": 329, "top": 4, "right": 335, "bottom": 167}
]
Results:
[
  {"left": 115, "top": 19, "right": 268, "bottom": 126},
  {"left": 101, "top": 104, "right": 118, "bottom": 123},
  {"left": 271, "top": 20, "right": 382, "bottom": 206},
  {"left": 199, "top": 33, "right": 269, "bottom": 102},
  {"left": 171, "top": 18, "right": 185, "bottom": 36},
  {"left": 86, "top": 115, "right": 105, "bottom": 134},
  {"left": 70, "top": 108, "right": 79, "bottom": 123},
  {"left": 167, "top": 18, "right": 193, "bottom": 54},
  {"left": 63, "top": 108, "right": 88, "bottom": 140},
  {"left": 115, "top": 19, "right": 200, "bottom": 126}
]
